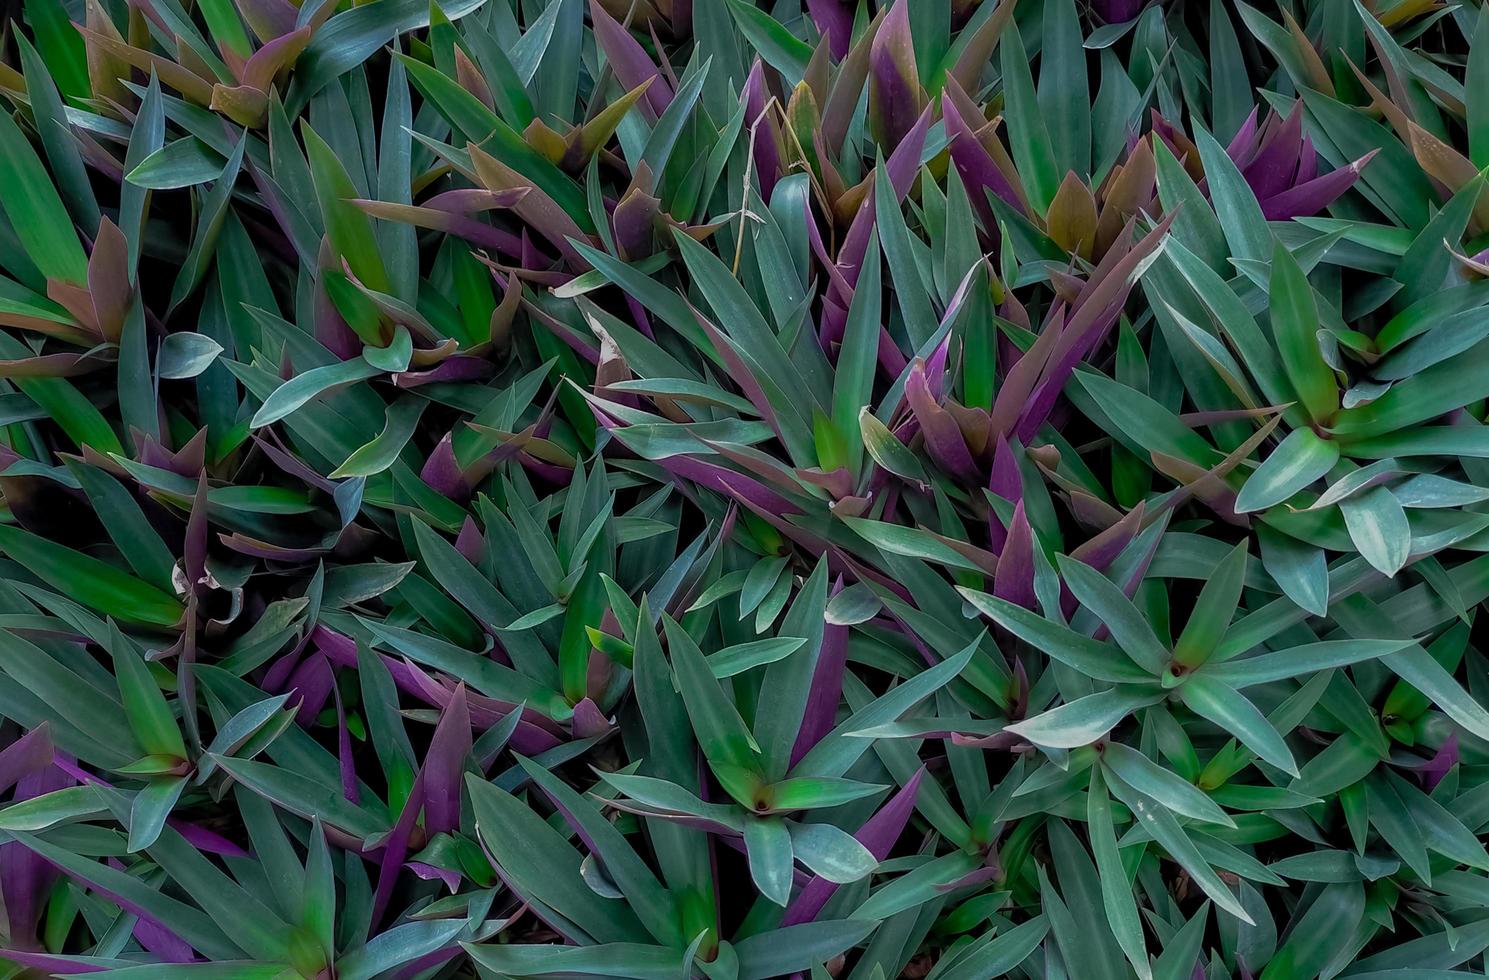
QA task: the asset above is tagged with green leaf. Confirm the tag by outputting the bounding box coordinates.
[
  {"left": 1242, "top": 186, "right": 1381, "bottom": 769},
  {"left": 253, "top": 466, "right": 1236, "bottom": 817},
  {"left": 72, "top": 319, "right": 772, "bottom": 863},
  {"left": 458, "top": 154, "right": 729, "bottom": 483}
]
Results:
[
  {"left": 157, "top": 332, "right": 225, "bottom": 380},
  {"left": 6, "top": 830, "right": 240, "bottom": 959},
  {"left": 1208, "top": 0, "right": 1251, "bottom": 141},
  {"left": 336, "top": 920, "right": 466, "bottom": 980},
  {"left": 1256, "top": 523, "right": 1329, "bottom": 618},
  {"left": 663, "top": 616, "right": 761, "bottom": 778},
  {"left": 107, "top": 622, "right": 185, "bottom": 760},
  {"left": 793, "top": 642, "right": 975, "bottom": 779},
  {"left": 1005, "top": 686, "right": 1164, "bottom": 749},
  {"left": 1056, "top": 555, "right": 1170, "bottom": 675},
  {"left": 16, "top": 35, "right": 99, "bottom": 231},
  {"left": 1192, "top": 123, "right": 1270, "bottom": 266},
  {"left": 1151, "top": 902, "right": 1208, "bottom": 980},
  {"left": 1340, "top": 486, "right": 1410, "bottom": 577},
  {"left": 1001, "top": 21, "right": 1059, "bottom": 210},
  {"left": 1207, "top": 639, "right": 1411, "bottom": 688},
  {"left": 303, "top": 123, "right": 393, "bottom": 294},
  {"left": 742, "top": 815, "right": 794, "bottom": 906},
  {"left": 211, "top": 755, "right": 388, "bottom": 842},
  {"left": 468, "top": 774, "right": 647, "bottom": 942},
  {"left": 1087, "top": 770, "right": 1151, "bottom": 980},
  {"left": 1036, "top": 0, "right": 1090, "bottom": 178},
  {"left": 0, "top": 102, "right": 86, "bottom": 284},
  {"left": 398, "top": 53, "right": 590, "bottom": 230},
  {"left": 128, "top": 776, "right": 187, "bottom": 852},
  {"left": 639, "top": 58, "right": 711, "bottom": 180},
  {"left": 1394, "top": 172, "right": 1484, "bottom": 311},
  {"left": 1102, "top": 742, "right": 1234, "bottom": 827},
  {"left": 1471, "top": 1, "right": 1489, "bottom": 169},
  {"left": 843, "top": 518, "right": 987, "bottom": 574},
  {"left": 0, "top": 785, "right": 108, "bottom": 831},
  {"left": 787, "top": 821, "right": 877, "bottom": 882},
  {"left": 1040, "top": 853, "right": 1124, "bottom": 980},
  {"left": 22, "top": 0, "right": 89, "bottom": 99},
  {"left": 1178, "top": 675, "right": 1298, "bottom": 776},
  {"left": 707, "top": 636, "right": 808, "bottom": 678},
  {"left": 770, "top": 776, "right": 887, "bottom": 811},
  {"left": 167, "top": 137, "right": 246, "bottom": 313},
  {"left": 1235, "top": 428, "right": 1340, "bottom": 514},
  {"left": 515, "top": 756, "right": 681, "bottom": 947},
  {"left": 876, "top": 159, "right": 939, "bottom": 351},
  {"left": 64, "top": 459, "right": 177, "bottom": 592},
  {"left": 733, "top": 920, "right": 878, "bottom": 978},
  {"left": 1173, "top": 542, "right": 1247, "bottom": 668},
  {"left": 932, "top": 915, "right": 1050, "bottom": 980},
  {"left": 725, "top": 0, "right": 812, "bottom": 81},
  {"left": 756, "top": 560, "right": 830, "bottom": 778},
  {"left": 1323, "top": 821, "right": 1391, "bottom": 889},
  {"left": 1104, "top": 766, "right": 1253, "bottom": 923},
  {"left": 126, "top": 138, "right": 227, "bottom": 190},
  {"left": 1259, "top": 882, "right": 1363, "bottom": 979},
  {"left": 1269, "top": 241, "right": 1340, "bottom": 424},
  {"left": 959, "top": 587, "right": 1155, "bottom": 683},
  {"left": 409, "top": 520, "right": 555, "bottom": 680},
  {"left": 0, "top": 524, "right": 182, "bottom": 626},
  {"left": 1380, "top": 641, "right": 1489, "bottom": 745},
  {"left": 331, "top": 397, "right": 426, "bottom": 478},
  {"left": 463, "top": 942, "right": 678, "bottom": 980},
  {"left": 860, "top": 409, "right": 931, "bottom": 485},
  {"left": 250, "top": 358, "right": 381, "bottom": 428},
  {"left": 1074, "top": 369, "right": 1218, "bottom": 467}
]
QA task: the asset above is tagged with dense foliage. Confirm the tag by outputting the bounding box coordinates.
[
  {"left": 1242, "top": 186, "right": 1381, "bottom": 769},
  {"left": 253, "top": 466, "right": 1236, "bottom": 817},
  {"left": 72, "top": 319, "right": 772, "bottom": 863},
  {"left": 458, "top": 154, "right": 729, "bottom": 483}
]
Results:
[{"left": 3, "top": 0, "right": 1489, "bottom": 977}]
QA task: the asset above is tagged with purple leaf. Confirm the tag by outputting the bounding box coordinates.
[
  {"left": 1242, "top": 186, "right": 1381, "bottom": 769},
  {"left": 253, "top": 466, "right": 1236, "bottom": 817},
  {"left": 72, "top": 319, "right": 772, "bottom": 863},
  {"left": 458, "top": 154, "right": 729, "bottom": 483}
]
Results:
[
  {"left": 1419, "top": 732, "right": 1458, "bottom": 790},
  {"left": 868, "top": 0, "right": 923, "bottom": 149},
  {"left": 906, "top": 360, "right": 980, "bottom": 483},
  {"left": 992, "top": 501, "right": 1036, "bottom": 610},
  {"left": 743, "top": 60, "right": 785, "bottom": 198},
  {"left": 1093, "top": 0, "right": 1149, "bottom": 22},
  {"left": 2, "top": 767, "right": 70, "bottom": 948},
  {"left": 590, "top": 0, "right": 674, "bottom": 118},
  {"left": 1258, "top": 150, "right": 1377, "bottom": 220},
  {"left": 422, "top": 684, "right": 472, "bottom": 835},
  {"left": 408, "top": 861, "right": 463, "bottom": 892},
  {"left": 943, "top": 79, "right": 1028, "bottom": 221},
  {"left": 791, "top": 577, "right": 850, "bottom": 765},
  {"left": 986, "top": 435, "right": 1023, "bottom": 550},
  {"left": 420, "top": 434, "right": 472, "bottom": 500},
  {"left": 0, "top": 725, "right": 53, "bottom": 795}
]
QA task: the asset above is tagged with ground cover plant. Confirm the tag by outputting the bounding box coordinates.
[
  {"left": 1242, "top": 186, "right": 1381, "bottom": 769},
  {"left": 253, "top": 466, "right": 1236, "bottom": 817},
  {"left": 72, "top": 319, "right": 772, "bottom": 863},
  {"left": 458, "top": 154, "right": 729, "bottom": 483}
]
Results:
[{"left": 4, "top": 0, "right": 1489, "bottom": 977}]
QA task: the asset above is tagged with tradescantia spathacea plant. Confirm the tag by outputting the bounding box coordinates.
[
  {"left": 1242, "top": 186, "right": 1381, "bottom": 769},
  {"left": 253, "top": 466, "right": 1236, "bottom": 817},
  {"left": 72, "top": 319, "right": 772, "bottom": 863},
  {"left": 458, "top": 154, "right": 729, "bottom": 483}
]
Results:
[{"left": 7, "top": 0, "right": 1489, "bottom": 977}]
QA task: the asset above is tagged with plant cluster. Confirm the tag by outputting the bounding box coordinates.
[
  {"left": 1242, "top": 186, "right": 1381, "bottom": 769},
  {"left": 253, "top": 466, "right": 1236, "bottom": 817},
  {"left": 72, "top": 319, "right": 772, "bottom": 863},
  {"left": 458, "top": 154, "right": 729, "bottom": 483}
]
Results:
[{"left": 2, "top": 0, "right": 1489, "bottom": 977}]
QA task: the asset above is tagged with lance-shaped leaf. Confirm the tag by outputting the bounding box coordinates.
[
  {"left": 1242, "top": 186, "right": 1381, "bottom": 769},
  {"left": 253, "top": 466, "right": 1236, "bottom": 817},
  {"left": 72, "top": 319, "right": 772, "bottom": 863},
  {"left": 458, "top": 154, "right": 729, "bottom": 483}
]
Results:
[
  {"left": 1056, "top": 554, "right": 1170, "bottom": 675},
  {"left": 0, "top": 525, "right": 182, "bottom": 627},
  {"left": 1178, "top": 675, "right": 1297, "bottom": 776},
  {"left": 1104, "top": 766, "right": 1253, "bottom": 923},
  {"left": 1235, "top": 428, "right": 1340, "bottom": 514},
  {"left": 303, "top": 123, "right": 392, "bottom": 295},
  {"left": 0, "top": 105, "right": 87, "bottom": 285},
  {"left": 590, "top": 0, "right": 672, "bottom": 118},
  {"left": 1269, "top": 241, "right": 1339, "bottom": 424},
  {"left": 1088, "top": 768, "right": 1151, "bottom": 980},
  {"left": 663, "top": 616, "right": 762, "bottom": 783},
  {"left": 1172, "top": 541, "right": 1247, "bottom": 668},
  {"left": 1000, "top": 20, "right": 1059, "bottom": 210},
  {"left": 960, "top": 588, "right": 1155, "bottom": 684},
  {"left": 517, "top": 755, "right": 680, "bottom": 946},
  {"left": 868, "top": 0, "right": 924, "bottom": 149},
  {"left": 1005, "top": 686, "right": 1164, "bottom": 749},
  {"left": 467, "top": 774, "right": 648, "bottom": 943}
]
